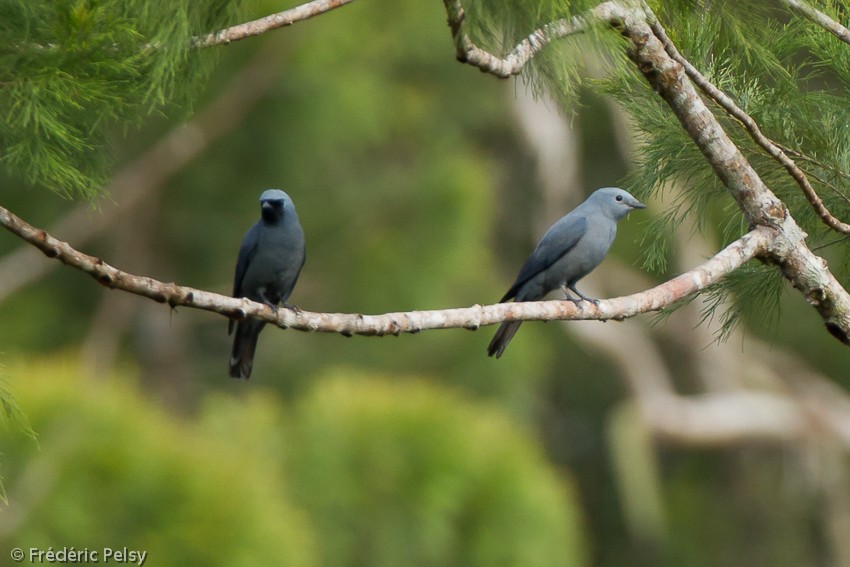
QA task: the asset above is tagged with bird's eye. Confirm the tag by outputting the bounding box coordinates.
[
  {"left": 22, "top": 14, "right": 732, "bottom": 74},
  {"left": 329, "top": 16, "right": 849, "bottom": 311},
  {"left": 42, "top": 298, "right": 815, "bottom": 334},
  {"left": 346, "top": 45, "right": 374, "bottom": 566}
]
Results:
[{"left": 615, "top": 194, "right": 624, "bottom": 202}]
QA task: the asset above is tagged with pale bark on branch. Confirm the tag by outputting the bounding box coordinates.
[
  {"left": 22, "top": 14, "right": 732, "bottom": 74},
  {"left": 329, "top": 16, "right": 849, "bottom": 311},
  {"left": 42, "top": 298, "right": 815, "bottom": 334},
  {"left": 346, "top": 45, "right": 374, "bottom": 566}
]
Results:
[
  {"left": 779, "top": 0, "right": 850, "bottom": 46},
  {"left": 442, "top": 0, "right": 587, "bottom": 77},
  {"left": 0, "top": 203, "right": 770, "bottom": 336},
  {"left": 193, "top": 0, "right": 358, "bottom": 48}
]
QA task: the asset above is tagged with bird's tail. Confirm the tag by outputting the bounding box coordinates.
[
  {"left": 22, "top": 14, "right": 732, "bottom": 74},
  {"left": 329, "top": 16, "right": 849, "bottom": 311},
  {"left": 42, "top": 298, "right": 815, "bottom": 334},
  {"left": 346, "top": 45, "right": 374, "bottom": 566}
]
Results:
[
  {"left": 487, "top": 320, "right": 522, "bottom": 359},
  {"left": 229, "top": 322, "right": 262, "bottom": 379}
]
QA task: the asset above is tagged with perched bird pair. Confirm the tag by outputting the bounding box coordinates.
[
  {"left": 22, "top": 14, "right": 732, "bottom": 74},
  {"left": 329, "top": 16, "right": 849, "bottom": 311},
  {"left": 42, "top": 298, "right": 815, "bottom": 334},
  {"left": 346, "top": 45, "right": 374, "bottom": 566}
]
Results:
[{"left": 228, "top": 186, "right": 644, "bottom": 377}]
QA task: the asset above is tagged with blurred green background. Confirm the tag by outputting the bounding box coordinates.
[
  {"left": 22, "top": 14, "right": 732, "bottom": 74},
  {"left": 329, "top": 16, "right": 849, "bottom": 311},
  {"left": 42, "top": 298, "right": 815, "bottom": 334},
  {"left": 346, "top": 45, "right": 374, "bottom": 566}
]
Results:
[{"left": 1, "top": 1, "right": 850, "bottom": 566}]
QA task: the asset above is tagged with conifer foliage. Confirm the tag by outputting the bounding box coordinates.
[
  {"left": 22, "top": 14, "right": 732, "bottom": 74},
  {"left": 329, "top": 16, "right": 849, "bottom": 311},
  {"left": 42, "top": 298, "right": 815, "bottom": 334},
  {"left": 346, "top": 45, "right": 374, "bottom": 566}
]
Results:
[{"left": 0, "top": 0, "right": 243, "bottom": 197}]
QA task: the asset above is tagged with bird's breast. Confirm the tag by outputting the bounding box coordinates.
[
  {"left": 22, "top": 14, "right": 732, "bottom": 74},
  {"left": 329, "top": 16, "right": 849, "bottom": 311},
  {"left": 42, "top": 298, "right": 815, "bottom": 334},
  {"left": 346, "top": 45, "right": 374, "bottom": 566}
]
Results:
[{"left": 548, "top": 221, "right": 616, "bottom": 286}]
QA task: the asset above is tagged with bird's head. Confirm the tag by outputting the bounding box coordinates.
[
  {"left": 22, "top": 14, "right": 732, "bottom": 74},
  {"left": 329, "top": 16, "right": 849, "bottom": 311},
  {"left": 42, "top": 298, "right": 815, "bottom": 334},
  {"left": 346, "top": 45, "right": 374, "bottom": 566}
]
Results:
[
  {"left": 259, "top": 189, "right": 293, "bottom": 224},
  {"left": 591, "top": 187, "right": 646, "bottom": 220}
]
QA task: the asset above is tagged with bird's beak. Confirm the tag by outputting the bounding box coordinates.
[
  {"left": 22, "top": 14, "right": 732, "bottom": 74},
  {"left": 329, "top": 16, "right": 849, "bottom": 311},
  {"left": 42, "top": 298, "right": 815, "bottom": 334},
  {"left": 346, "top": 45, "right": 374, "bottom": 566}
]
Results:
[
  {"left": 631, "top": 201, "right": 647, "bottom": 209},
  {"left": 261, "top": 201, "right": 273, "bottom": 211}
]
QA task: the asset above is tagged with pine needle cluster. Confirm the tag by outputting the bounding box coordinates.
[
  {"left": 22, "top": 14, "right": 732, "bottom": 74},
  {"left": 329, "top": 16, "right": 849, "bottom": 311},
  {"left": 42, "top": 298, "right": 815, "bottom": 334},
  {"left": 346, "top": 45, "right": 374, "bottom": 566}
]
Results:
[{"left": 0, "top": 0, "right": 243, "bottom": 198}]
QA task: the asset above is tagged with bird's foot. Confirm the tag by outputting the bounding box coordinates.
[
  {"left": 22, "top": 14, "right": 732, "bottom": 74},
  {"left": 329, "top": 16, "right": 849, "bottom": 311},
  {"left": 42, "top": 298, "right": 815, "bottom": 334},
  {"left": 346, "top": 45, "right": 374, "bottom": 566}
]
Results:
[
  {"left": 283, "top": 302, "right": 302, "bottom": 314},
  {"left": 569, "top": 285, "right": 599, "bottom": 305}
]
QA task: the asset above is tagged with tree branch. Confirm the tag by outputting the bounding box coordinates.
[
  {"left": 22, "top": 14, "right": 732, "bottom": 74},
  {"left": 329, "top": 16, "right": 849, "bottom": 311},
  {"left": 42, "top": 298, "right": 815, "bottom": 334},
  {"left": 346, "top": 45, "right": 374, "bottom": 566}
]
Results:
[
  {"left": 641, "top": 391, "right": 830, "bottom": 446},
  {"left": 645, "top": 10, "right": 850, "bottom": 236},
  {"left": 441, "top": 0, "right": 850, "bottom": 343},
  {"left": 779, "top": 0, "right": 850, "bottom": 46},
  {"left": 442, "top": 0, "right": 591, "bottom": 77},
  {"left": 193, "top": 0, "right": 358, "bottom": 48},
  {"left": 625, "top": 2, "right": 850, "bottom": 343},
  {"left": 0, "top": 202, "right": 770, "bottom": 336}
]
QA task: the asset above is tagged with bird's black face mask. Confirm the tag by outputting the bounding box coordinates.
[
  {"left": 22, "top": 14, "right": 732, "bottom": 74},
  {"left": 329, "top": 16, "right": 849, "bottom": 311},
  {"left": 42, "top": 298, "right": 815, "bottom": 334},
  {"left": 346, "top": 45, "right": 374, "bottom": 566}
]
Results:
[{"left": 261, "top": 200, "right": 285, "bottom": 224}]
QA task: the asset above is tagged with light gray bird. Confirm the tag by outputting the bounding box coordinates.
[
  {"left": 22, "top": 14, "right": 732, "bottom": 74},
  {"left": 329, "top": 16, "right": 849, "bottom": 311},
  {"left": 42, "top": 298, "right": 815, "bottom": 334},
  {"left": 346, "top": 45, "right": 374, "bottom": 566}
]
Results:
[
  {"left": 229, "top": 189, "right": 306, "bottom": 379},
  {"left": 487, "top": 187, "right": 645, "bottom": 358}
]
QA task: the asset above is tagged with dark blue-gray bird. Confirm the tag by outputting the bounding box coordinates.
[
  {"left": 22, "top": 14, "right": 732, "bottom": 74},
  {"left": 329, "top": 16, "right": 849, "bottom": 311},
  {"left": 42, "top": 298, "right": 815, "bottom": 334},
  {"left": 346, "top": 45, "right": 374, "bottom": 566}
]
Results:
[
  {"left": 487, "top": 187, "right": 646, "bottom": 358},
  {"left": 229, "top": 189, "right": 306, "bottom": 379}
]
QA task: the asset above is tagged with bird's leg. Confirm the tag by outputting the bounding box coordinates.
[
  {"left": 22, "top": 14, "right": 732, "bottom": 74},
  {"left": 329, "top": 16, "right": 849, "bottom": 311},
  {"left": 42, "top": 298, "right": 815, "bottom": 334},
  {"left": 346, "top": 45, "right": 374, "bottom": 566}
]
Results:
[
  {"left": 569, "top": 284, "right": 599, "bottom": 305},
  {"left": 560, "top": 284, "right": 580, "bottom": 304},
  {"left": 257, "top": 290, "right": 279, "bottom": 313}
]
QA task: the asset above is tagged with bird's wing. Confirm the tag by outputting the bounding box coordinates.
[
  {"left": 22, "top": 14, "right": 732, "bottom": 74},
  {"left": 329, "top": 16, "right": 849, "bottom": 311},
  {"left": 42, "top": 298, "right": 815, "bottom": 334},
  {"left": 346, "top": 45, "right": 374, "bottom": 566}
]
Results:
[
  {"left": 501, "top": 214, "right": 587, "bottom": 302},
  {"left": 232, "top": 223, "right": 260, "bottom": 299},
  {"left": 230, "top": 224, "right": 261, "bottom": 336},
  {"left": 279, "top": 247, "right": 307, "bottom": 303}
]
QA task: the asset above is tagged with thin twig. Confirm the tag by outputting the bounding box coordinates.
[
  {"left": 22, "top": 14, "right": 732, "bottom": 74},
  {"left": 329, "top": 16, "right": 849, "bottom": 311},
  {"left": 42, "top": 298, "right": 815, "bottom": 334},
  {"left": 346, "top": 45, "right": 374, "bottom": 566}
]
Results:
[
  {"left": 779, "top": 0, "right": 850, "bottom": 45},
  {"left": 795, "top": 166, "right": 850, "bottom": 205},
  {"left": 776, "top": 143, "right": 850, "bottom": 182},
  {"left": 645, "top": 8, "right": 850, "bottom": 236},
  {"left": 8, "top": 0, "right": 357, "bottom": 53},
  {"left": 193, "top": 0, "right": 357, "bottom": 48},
  {"left": 0, "top": 203, "right": 771, "bottom": 336},
  {"left": 771, "top": 142, "right": 850, "bottom": 203},
  {"left": 442, "top": 0, "right": 596, "bottom": 77}
]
